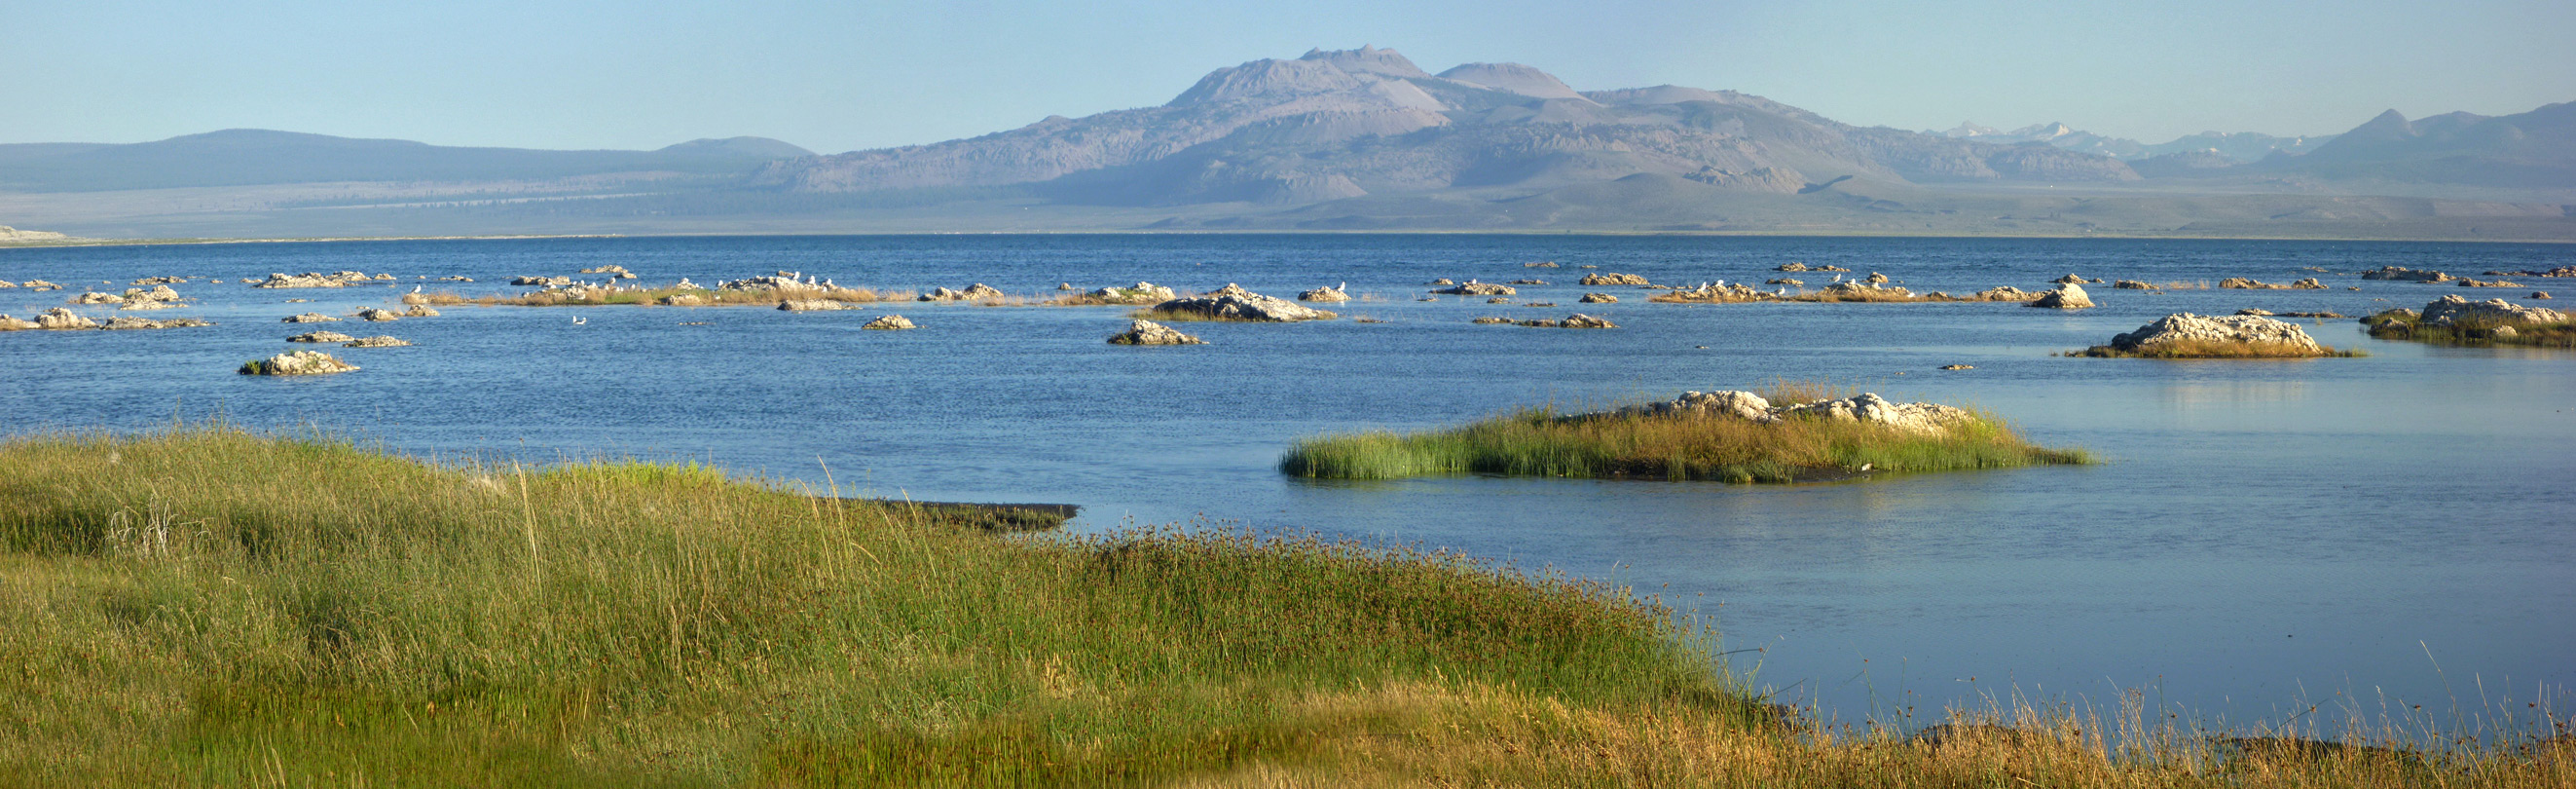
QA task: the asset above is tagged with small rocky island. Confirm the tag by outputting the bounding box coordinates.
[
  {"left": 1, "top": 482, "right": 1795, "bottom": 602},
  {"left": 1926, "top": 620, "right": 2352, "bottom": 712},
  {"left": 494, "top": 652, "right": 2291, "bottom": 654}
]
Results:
[
  {"left": 2078, "top": 314, "right": 2350, "bottom": 357},
  {"left": 1281, "top": 386, "right": 2086, "bottom": 483}
]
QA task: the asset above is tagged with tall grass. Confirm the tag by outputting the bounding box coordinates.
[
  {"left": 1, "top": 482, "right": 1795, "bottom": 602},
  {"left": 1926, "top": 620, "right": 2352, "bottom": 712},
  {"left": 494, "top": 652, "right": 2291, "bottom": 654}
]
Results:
[
  {"left": 4, "top": 427, "right": 2560, "bottom": 786},
  {"left": 0, "top": 425, "right": 1740, "bottom": 785},
  {"left": 1281, "top": 389, "right": 2089, "bottom": 483}
]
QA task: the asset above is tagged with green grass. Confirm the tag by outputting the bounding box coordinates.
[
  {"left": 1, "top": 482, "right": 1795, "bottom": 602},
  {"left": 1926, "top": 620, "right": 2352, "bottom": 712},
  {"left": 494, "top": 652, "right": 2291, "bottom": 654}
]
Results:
[
  {"left": 1279, "top": 390, "right": 2090, "bottom": 483},
  {"left": 0, "top": 425, "right": 1745, "bottom": 785},
  {"left": 2361, "top": 310, "right": 2576, "bottom": 349},
  {"left": 4, "top": 426, "right": 2562, "bottom": 787}
]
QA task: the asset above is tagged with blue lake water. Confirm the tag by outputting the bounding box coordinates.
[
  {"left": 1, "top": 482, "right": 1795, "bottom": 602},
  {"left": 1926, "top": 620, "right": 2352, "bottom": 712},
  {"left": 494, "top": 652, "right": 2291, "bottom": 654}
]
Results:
[{"left": 4, "top": 234, "right": 2570, "bottom": 734}]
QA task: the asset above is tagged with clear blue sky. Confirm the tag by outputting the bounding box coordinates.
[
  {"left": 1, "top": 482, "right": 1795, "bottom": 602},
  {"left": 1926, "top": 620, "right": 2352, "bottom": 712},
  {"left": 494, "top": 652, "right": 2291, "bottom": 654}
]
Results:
[{"left": 6, "top": 0, "right": 2570, "bottom": 153}]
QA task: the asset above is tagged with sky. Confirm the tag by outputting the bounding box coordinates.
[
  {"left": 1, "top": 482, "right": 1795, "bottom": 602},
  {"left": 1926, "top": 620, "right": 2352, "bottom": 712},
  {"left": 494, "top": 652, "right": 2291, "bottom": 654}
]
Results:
[{"left": 5, "top": 0, "right": 2571, "bottom": 154}]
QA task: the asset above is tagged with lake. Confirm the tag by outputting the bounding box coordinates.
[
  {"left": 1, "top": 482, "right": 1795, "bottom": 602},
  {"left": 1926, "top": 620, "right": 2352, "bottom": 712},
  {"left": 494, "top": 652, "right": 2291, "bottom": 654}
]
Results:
[{"left": 4, "top": 234, "right": 2569, "bottom": 734}]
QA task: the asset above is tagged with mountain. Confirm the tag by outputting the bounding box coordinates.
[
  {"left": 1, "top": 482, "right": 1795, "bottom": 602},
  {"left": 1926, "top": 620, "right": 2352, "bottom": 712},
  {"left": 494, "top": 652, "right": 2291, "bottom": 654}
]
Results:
[
  {"left": 756, "top": 47, "right": 2140, "bottom": 205},
  {"left": 1, "top": 47, "right": 2567, "bottom": 242},
  {"left": 0, "top": 130, "right": 812, "bottom": 192},
  {"left": 1934, "top": 121, "right": 2332, "bottom": 163},
  {"left": 2256, "top": 103, "right": 2576, "bottom": 188}
]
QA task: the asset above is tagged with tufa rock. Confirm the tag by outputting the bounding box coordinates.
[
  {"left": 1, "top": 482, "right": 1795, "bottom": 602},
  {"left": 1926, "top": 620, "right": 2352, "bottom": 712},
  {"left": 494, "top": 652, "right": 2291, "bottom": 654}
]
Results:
[
  {"left": 2418, "top": 295, "right": 2567, "bottom": 326},
  {"left": 2107, "top": 314, "right": 2328, "bottom": 356},
  {"left": 1432, "top": 282, "right": 1515, "bottom": 296},
  {"left": 99, "top": 317, "right": 210, "bottom": 330},
  {"left": 918, "top": 283, "right": 1007, "bottom": 301},
  {"left": 342, "top": 335, "right": 412, "bottom": 348},
  {"left": 1087, "top": 282, "right": 1177, "bottom": 304},
  {"left": 283, "top": 313, "right": 341, "bottom": 323},
  {"left": 2360, "top": 266, "right": 2453, "bottom": 282},
  {"left": 1579, "top": 292, "right": 1619, "bottom": 303},
  {"left": 1298, "top": 285, "right": 1351, "bottom": 302},
  {"left": 239, "top": 350, "right": 358, "bottom": 376},
  {"left": 287, "top": 331, "right": 357, "bottom": 343},
  {"left": 1149, "top": 283, "right": 1336, "bottom": 321},
  {"left": 356, "top": 308, "right": 401, "bottom": 321},
  {"left": 35, "top": 308, "right": 97, "bottom": 329},
  {"left": 862, "top": 315, "right": 917, "bottom": 330},
  {"left": 779, "top": 299, "right": 858, "bottom": 311},
  {"left": 2028, "top": 283, "right": 2093, "bottom": 309},
  {"left": 1579, "top": 272, "right": 1651, "bottom": 286},
  {"left": 1107, "top": 319, "right": 1206, "bottom": 345},
  {"left": 253, "top": 271, "right": 375, "bottom": 288}
]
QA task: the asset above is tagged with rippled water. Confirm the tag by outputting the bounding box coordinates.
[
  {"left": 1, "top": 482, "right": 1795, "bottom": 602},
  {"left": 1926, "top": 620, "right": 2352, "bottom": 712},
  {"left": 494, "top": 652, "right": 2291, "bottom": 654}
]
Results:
[{"left": 5, "top": 234, "right": 2570, "bottom": 732}]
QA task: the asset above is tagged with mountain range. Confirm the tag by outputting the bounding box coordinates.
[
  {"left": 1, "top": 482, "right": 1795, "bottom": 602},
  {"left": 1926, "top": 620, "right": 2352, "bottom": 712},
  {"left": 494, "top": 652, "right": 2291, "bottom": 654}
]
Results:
[
  {"left": 2, "top": 47, "right": 2569, "bottom": 241},
  {"left": 1931, "top": 122, "right": 2335, "bottom": 163}
]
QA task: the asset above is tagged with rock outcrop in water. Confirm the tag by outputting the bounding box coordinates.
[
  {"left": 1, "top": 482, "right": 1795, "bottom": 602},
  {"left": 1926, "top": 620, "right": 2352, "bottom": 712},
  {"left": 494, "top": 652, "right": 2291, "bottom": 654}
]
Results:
[
  {"left": 239, "top": 350, "right": 358, "bottom": 375},
  {"left": 779, "top": 299, "right": 858, "bottom": 311},
  {"left": 2029, "top": 282, "right": 2094, "bottom": 309},
  {"left": 1107, "top": 319, "right": 1206, "bottom": 345},
  {"left": 1618, "top": 391, "right": 1974, "bottom": 435},
  {"left": 98, "top": 316, "right": 211, "bottom": 330},
  {"left": 1580, "top": 273, "right": 1651, "bottom": 286},
  {"left": 919, "top": 283, "right": 1007, "bottom": 302},
  {"left": 1149, "top": 283, "right": 1336, "bottom": 321},
  {"left": 2102, "top": 314, "right": 2329, "bottom": 356},
  {"left": 1298, "top": 285, "right": 1351, "bottom": 302},
  {"left": 288, "top": 330, "right": 357, "bottom": 343},
  {"left": 2419, "top": 294, "right": 2567, "bottom": 326},
  {"left": 862, "top": 315, "right": 917, "bottom": 330},
  {"left": 1086, "top": 282, "right": 1176, "bottom": 305},
  {"left": 2360, "top": 266, "right": 2453, "bottom": 282},
  {"left": 35, "top": 308, "right": 96, "bottom": 329},
  {"left": 254, "top": 271, "right": 376, "bottom": 288},
  {"left": 283, "top": 313, "right": 340, "bottom": 323},
  {"left": 1432, "top": 282, "right": 1515, "bottom": 296},
  {"left": 342, "top": 335, "right": 412, "bottom": 348}
]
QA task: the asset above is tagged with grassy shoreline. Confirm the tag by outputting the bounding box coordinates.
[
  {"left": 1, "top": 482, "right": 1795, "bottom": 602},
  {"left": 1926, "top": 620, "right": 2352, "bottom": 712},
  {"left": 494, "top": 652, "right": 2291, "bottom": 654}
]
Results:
[
  {"left": 2, "top": 427, "right": 2562, "bottom": 785},
  {"left": 1282, "top": 390, "right": 2091, "bottom": 483}
]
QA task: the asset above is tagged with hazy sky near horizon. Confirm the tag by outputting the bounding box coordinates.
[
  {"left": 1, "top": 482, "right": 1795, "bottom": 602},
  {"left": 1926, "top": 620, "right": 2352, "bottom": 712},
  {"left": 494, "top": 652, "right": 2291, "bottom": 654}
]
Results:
[{"left": 6, "top": 0, "right": 2570, "bottom": 153}]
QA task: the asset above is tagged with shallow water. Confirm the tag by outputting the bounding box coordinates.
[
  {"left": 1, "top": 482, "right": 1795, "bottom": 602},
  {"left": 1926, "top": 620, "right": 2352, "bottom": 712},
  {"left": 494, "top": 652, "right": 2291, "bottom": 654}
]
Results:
[{"left": 5, "top": 234, "right": 2570, "bottom": 733}]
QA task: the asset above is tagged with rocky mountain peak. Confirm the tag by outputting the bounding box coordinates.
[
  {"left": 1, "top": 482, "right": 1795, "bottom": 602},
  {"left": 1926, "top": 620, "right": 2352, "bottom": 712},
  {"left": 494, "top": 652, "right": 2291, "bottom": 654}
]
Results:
[
  {"left": 1297, "top": 46, "right": 1431, "bottom": 79},
  {"left": 1437, "top": 62, "right": 1586, "bottom": 100}
]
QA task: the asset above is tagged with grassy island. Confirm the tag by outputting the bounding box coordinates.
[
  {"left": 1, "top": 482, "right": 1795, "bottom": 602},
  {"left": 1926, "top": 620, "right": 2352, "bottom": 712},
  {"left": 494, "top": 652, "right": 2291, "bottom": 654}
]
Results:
[
  {"left": 2362, "top": 309, "right": 2576, "bottom": 349},
  {"left": 1281, "top": 387, "right": 2091, "bottom": 483},
  {"left": 2, "top": 427, "right": 2558, "bottom": 786}
]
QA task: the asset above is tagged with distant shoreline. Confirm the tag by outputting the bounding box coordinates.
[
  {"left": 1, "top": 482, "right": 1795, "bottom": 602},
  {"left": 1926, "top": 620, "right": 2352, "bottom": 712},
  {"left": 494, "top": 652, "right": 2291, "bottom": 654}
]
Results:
[{"left": 5, "top": 228, "right": 2572, "bottom": 248}]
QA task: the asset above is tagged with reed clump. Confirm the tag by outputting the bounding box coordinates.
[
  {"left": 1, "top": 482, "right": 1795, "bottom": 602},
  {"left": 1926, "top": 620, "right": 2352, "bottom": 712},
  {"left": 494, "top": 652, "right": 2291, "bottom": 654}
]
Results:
[{"left": 1280, "top": 386, "right": 2090, "bottom": 483}]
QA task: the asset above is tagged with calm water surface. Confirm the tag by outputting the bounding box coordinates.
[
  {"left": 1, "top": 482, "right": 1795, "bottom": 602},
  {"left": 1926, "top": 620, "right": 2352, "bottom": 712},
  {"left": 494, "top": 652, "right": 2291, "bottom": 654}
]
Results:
[{"left": 4, "top": 235, "right": 2570, "bottom": 733}]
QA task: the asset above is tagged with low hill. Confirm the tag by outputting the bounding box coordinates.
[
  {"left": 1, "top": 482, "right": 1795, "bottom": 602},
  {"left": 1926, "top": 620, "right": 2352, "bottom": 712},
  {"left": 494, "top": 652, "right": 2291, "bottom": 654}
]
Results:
[{"left": 0, "top": 130, "right": 812, "bottom": 192}]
